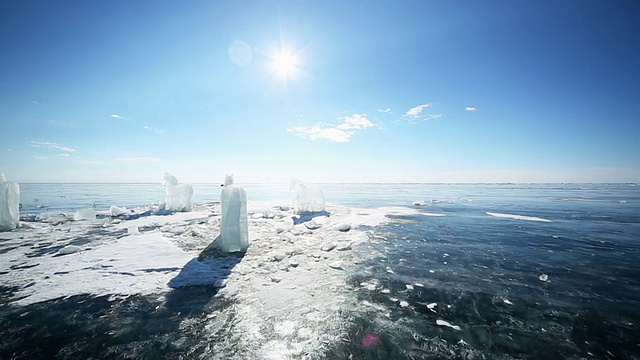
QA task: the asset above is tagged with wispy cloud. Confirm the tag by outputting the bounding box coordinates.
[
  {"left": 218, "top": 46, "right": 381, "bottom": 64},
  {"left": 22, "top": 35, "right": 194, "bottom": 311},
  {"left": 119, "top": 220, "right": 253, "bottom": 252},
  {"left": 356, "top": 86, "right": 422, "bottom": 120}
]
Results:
[
  {"left": 287, "top": 126, "right": 352, "bottom": 142},
  {"left": 56, "top": 153, "right": 70, "bottom": 157},
  {"left": 110, "top": 114, "right": 124, "bottom": 119},
  {"left": 423, "top": 114, "right": 443, "bottom": 121},
  {"left": 398, "top": 104, "right": 443, "bottom": 124},
  {"left": 143, "top": 125, "right": 167, "bottom": 134},
  {"left": 336, "top": 114, "right": 374, "bottom": 130},
  {"left": 116, "top": 157, "right": 161, "bottom": 163},
  {"left": 30, "top": 141, "right": 76, "bottom": 152},
  {"left": 378, "top": 108, "right": 391, "bottom": 113},
  {"left": 465, "top": 106, "right": 477, "bottom": 111},
  {"left": 287, "top": 113, "right": 375, "bottom": 142},
  {"left": 404, "top": 104, "right": 431, "bottom": 118}
]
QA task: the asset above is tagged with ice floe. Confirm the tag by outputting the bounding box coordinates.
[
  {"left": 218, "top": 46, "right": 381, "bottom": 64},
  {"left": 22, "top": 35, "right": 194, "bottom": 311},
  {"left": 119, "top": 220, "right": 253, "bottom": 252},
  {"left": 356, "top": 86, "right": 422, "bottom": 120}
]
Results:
[{"left": 486, "top": 212, "right": 552, "bottom": 222}]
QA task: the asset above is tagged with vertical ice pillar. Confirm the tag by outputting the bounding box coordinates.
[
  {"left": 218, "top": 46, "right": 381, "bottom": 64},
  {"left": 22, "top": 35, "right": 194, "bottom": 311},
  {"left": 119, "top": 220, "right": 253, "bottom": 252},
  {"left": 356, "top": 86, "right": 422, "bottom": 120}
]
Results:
[
  {"left": 162, "top": 172, "right": 194, "bottom": 212},
  {"left": 218, "top": 174, "right": 249, "bottom": 252},
  {"left": 0, "top": 171, "right": 20, "bottom": 231},
  {"left": 291, "top": 179, "right": 325, "bottom": 213}
]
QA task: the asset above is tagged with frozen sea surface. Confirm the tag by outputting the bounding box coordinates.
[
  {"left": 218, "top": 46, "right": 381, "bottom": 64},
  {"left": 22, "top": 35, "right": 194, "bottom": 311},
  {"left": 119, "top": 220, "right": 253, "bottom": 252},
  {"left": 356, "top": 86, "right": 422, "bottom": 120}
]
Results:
[{"left": 1, "top": 183, "right": 639, "bottom": 359}]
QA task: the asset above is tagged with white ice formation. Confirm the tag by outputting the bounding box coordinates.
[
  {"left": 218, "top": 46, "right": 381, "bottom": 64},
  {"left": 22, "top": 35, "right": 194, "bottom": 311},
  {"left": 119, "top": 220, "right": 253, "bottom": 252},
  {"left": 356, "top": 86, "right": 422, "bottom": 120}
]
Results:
[
  {"left": 0, "top": 170, "right": 20, "bottom": 231},
  {"left": 217, "top": 174, "right": 249, "bottom": 252},
  {"left": 290, "top": 179, "right": 325, "bottom": 213},
  {"left": 109, "top": 205, "right": 128, "bottom": 216},
  {"left": 162, "top": 173, "right": 194, "bottom": 212},
  {"left": 74, "top": 208, "right": 96, "bottom": 221},
  {"left": 486, "top": 212, "right": 551, "bottom": 222}
]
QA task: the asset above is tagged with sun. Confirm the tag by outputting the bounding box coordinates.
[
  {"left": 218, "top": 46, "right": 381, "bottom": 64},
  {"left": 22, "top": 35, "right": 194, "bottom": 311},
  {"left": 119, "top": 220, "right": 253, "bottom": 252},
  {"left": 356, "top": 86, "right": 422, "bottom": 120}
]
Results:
[{"left": 271, "top": 52, "right": 297, "bottom": 77}]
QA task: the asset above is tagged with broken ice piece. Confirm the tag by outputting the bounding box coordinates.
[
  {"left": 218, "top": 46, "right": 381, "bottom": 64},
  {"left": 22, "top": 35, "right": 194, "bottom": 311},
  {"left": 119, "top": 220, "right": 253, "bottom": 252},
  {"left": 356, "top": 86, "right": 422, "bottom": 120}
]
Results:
[
  {"left": 305, "top": 220, "right": 321, "bottom": 230},
  {"left": 328, "top": 261, "right": 343, "bottom": 270},
  {"left": 399, "top": 301, "right": 409, "bottom": 308},
  {"left": 321, "top": 242, "right": 337, "bottom": 252},
  {"left": 539, "top": 274, "right": 549, "bottom": 282},
  {"left": 74, "top": 208, "right": 96, "bottom": 221},
  {"left": 336, "top": 243, "right": 352, "bottom": 251},
  {"left": 406, "top": 284, "right": 414, "bottom": 290},
  {"left": 58, "top": 245, "right": 81, "bottom": 255},
  {"left": 109, "top": 205, "right": 128, "bottom": 217},
  {"left": 436, "top": 319, "right": 461, "bottom": 331},
  {"left": 426, "top": 302, "right": 437, "bottom": 312},
  {"left": 503, "top": 299, "right": 513, "bottom": 305}
]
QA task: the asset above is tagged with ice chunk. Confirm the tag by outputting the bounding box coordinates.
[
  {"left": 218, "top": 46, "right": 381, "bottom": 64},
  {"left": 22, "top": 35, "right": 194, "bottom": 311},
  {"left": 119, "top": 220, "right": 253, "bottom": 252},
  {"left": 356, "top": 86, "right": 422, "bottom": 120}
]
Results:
[
  {"left": 436, "top": 319, "right": 461, "bottom": 331},
  {"left": 74, "top": 208, "right": 96, "bottom": 220},
  {"left": 217, "top": 174, "right": 249, "bottom": 252},
  {"left": 275, "top": 218, "right": 294, "bottom": 233},
  {"left": 539, "top": 273, "right": 549, "bottom": 282},
  {"left": 58, "top": 245, "right": 81, "bottom": 255},
  {"left": 290, "top": 179, "right": 325, "bottom": 213},
  {"left": 109, "top": 205, "right": 128, "bottom": 216},
  {"left": 0, "top": 170, "right": 20, "bottom": 231},
  {"left": 486, "top": 212, "right": 552, "bottom": 222},
  {"left": 426, "top": 302, "right": 437, "bottom": 312},
  {"left": 162, "top": 172, "right": 194, "bottom": 212}
]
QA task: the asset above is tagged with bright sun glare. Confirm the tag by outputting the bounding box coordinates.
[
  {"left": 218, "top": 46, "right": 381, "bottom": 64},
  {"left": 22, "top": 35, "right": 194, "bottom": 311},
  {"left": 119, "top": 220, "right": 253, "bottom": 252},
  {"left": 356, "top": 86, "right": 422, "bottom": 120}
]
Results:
[{"left": 272, "top": 52, "right": 297, "bottom": 77}]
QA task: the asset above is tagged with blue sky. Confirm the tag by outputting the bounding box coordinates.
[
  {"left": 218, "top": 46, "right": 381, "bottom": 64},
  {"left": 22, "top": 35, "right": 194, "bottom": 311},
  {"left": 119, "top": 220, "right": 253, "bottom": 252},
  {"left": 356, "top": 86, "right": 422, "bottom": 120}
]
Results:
[{"left": 1, "top": 0, "right": 639, "bottom": 183}]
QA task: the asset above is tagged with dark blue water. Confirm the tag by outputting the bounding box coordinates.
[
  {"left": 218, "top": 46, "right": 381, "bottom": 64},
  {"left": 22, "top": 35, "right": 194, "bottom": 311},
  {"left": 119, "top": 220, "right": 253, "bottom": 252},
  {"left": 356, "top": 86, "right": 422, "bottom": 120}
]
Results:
[
  {"left": 2, "top": 183, "right": 639, "bottom": 359},
  {"left": 345, "top": 184, "right": 640, "bottom": 359}
]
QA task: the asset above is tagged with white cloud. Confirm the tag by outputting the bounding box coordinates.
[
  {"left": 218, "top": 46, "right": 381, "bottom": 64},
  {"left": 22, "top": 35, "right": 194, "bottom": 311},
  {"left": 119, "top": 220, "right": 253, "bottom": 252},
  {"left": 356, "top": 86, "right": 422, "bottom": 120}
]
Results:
[
  {"left": 54, "top": 146, "right": 75, "bottom": 152},
  {"left": 287, "top": 125, "right": 352, "bottom": 142},
  {"left": 465, "top": 106, "right": 477, "bottom": 111},
  {"left": 378, "top": 108, "right": 391, "bottom": 113},
  {"left": 405, "top": 104, "right": 431, "bottom": 118},
  {"left": 336, "top": 114, "right": 374, "bottom": 130},
  {"left": 55, "top": 153, "right": 70, "bottom": 157},
  {"left": 287, "top": 114, "right": 376, "bottom": 142},
  {"left": 116, "top": 157, "right": 161, "bottom": 162},
  {"left": 30, "top": 141, "right": 76, "bottom": 152},
  {"left": 423, "top": 114, "right": 443, "bottom": 121},
  {"left": 110, "top": 114, "right": 124, "bottom": 119},
  {"left": 143, "top": 125, "right": 167, "bottom": 134},
  {"left": 397, "top": 104, "right": 443, "bottom": 124}
]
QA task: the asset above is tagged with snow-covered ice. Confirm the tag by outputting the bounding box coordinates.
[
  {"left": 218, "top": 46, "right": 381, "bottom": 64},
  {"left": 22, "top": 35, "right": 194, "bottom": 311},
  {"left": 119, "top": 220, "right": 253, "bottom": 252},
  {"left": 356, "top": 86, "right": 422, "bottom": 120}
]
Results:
[{"left": 0, "top": 197, "right": 430, "bottom": 358}]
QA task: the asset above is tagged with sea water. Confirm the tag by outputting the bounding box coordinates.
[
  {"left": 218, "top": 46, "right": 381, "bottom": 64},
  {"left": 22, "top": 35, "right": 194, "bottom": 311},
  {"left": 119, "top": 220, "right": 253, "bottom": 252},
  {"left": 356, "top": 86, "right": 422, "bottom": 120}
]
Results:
[{"left": 2, "top": 183, "right": 639, "bottom": 359}]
